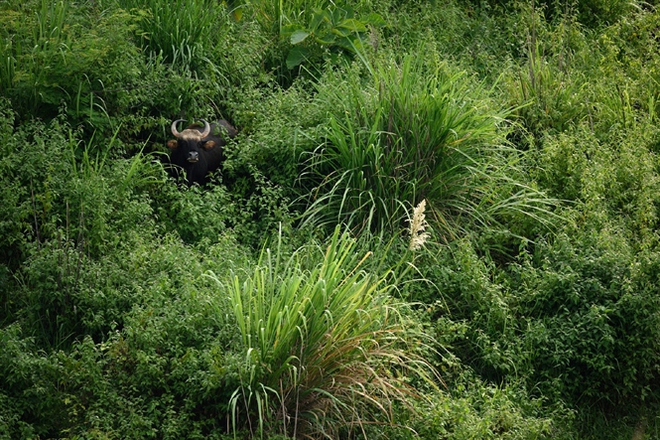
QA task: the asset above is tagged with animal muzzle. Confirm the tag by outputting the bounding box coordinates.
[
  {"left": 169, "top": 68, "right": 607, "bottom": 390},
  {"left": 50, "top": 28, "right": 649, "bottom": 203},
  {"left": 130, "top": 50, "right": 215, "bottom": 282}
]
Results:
[{"left": 187, "top": 151, "right": 200, "bottom": 163}]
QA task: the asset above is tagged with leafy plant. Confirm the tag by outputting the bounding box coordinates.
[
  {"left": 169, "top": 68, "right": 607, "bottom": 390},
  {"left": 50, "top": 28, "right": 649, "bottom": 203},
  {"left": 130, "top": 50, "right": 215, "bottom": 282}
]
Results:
[
  {"left": 537, "top": 123, "right": 660, "bottom": 237},
  {"left": 281, "top": 6, "right": 384, "bottom": 69},
  {"left": 370, "top": 379, "right": 567, "bottom": 440},
  {"left": 0, "top": 0, "right": 151, "bottom": 132},
  {"left": 473, "top": 0, "right": 633, "bottom": 27},
  {"left": 511, "top": 228, "right": 660, "bottom": 408}
]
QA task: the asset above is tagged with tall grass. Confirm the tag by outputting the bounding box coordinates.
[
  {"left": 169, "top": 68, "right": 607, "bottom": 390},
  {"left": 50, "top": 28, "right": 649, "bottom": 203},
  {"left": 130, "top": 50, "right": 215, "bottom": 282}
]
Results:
[
  {"left": 115, "top": 0, "right": 221, "bottom": 69},
  {"left": 207, "top": 228, "right": 437, "bottom": 438},
  {"left": 244, "top": 0, "right": 332, "bottom": 35},
  {"left": 0, "top": 41, "right": 15, "bottom": 95},
  {"left": 301, "top": 52, "right": 559, "bottom": 240},
  {"left": 1, "top": 0, "right": 146, "bottom": 129}
]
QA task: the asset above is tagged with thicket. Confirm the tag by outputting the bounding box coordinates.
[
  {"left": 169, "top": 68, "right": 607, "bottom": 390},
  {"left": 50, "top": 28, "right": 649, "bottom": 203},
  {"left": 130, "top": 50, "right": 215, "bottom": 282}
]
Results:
[{"left": 2, "top": 0, "right": 660, "bottom": 439}]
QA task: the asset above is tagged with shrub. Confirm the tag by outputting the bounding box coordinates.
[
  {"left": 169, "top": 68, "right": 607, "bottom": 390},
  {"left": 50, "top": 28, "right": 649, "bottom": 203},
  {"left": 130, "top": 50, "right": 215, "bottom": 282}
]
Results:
[
  {"left": 510, "top": 228, "right": 660, "bottom": 408},
  {"left": 281, "top": 5, "right": 385, "bottom": 70},
  {"left": 0, "top": 1, "right": 147, "bottom": 129},
  {"left": 0, "top": 324, "right": 71, "bottom": 438},
  {"left": 2, "top": 231, "right": 252, "bottom": 438},
  {"left": 0, "top": 115, "right": 172, "bottom": 347},
  {"left": 153, "top": 169, "right": 291, "bottom": 248},
  {"left": 370, "top": 379, "right": 569, "bottom": 440},
  {"left": 537, "top": 124, "right": 660, "bottom": 237},
  {"left": 472, "top": 0, "right": 634, "bottom": 26},
  {"left": 405, "top": 237, "right": 526, "bottom": 383},
  {"left": 0, "top": 117, "right": 162, "bottom": 257}
]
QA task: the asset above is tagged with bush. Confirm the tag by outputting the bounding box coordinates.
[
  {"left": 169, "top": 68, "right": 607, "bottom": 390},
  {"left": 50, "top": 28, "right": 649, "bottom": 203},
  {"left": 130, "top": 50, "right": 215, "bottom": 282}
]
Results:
[
  {"left": 510, "top": 229, "right": 660, "bottom": 408},
  {"left": 371, "top": 379, "right": 570, "bottom": 440},
  {"left": 2, "top": 231, "right": 252, "bottom": 438},
  {"left": 0, "top": 116, "right": 161, "bottom": 256},
  {"left": 473, "top": 0, "right": 633, "bottom": 26},
  {"left": 537, "top": 124, "right": 660, "bottom": 237},
  {"left": 1, "top": 1, "right": 146, "bottom": 129}
]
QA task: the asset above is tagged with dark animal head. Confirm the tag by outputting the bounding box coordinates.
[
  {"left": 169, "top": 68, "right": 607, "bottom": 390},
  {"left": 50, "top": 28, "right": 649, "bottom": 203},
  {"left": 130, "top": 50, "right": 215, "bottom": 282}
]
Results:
[{"left": 166, "top": 119, "right": 236, "bottom": 185}]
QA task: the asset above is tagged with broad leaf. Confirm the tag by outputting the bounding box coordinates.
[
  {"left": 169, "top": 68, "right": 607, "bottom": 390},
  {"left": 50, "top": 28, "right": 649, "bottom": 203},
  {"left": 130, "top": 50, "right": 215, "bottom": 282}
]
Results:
[
  {"left": 315, "top": 31, "right": 336, "bottom": 45},
  {"left": 337, "top": 18, "right": 367, "bottom": 33},
  {"left": 286, "top": 46, "right": 310, "bottom": 69},
  {"left": 364, "top": 13, "right": 386, "bottom": 27},
  {"left": 290, "top": 30, "right": 310, "bottom": 45}
]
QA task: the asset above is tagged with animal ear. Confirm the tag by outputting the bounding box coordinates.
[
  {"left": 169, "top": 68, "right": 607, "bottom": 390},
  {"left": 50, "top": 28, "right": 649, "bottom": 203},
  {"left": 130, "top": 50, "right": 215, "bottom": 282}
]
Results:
[
  {"left": 167, "top": 140, "right": 178, "bottom": 149},
  {"left": 203, "top": 140, "right": 216, "bottom": 150}
]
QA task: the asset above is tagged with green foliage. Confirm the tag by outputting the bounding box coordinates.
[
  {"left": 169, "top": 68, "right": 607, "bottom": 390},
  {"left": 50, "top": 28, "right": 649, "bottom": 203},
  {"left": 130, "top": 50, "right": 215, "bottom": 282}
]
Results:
[
  {"left": 226, "top": 80, "right": 321, "bottom": 187},
  {"left": 370, "top": 379, "right": 570, "bottom": 440},
  {"left": 0, "top": 0, "right": 265, "bottom": 137},
  {"left": 210, "top": 228, "right": 437, "bottom": 438},
  {"left": 154, "top": 182, "right": 237, "bottom": 244},
  {"left": 281, "top": 6, "right": 384, "bottom": 69},
  {"left": 1, "top": 1, "right": 147, "bottom": 130},
  {"left": 115, "top": 0, "right": 223, "bottom": 69},
  {"left": 1, "top": 226, "right": 252, "bottom": 438},
  {"left": 548, "top": 0, "right": 634, "bottom": 26},
  {"left": 3, "top": 0, "right": 660, "bottom": 438},
  {"left": 510, "top": 229, "right": 660, "bottom": 408},
  {"left": 301, "top": 52, "right": 558, "bottom": 240},
  {"left": 153, "top": 169, "right": 291, "bottom": 248},
  {"left": 0, "top": 117, "right": 161, "bottom": 260},
  {"left": 0, "top": 324, "right": 70, "bottom": 438},
  {"left": 474, "top": 0, "right": 634, "bottom": 27},
  {"left": 537, "top": 124, "right": 660, "bottom": 237},
  {"left": 405, "top": 238, "right": 525, "bottom": 382},
  {"left": 0, "top": 115, "right": 164, "bottom": 346}
]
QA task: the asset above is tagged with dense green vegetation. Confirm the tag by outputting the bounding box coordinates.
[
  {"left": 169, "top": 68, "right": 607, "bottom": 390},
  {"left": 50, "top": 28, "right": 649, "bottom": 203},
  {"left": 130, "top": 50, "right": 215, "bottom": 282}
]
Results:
[{"left": 1, "top": 0, "right": 660, "bottom": 438}]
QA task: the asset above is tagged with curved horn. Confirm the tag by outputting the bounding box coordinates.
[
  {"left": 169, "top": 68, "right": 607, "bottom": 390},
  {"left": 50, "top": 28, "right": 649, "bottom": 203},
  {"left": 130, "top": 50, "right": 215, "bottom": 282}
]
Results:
[
  {"left": 199, "top": 119, "right": 211, "bottom": 138},
  {"left": 171, "top": 119, "right": 186, "bottom": 138}
]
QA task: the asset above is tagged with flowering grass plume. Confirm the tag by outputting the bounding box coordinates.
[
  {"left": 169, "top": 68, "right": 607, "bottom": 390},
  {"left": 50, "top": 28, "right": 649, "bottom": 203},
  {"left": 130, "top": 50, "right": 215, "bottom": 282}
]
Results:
[{"left": 409, "top": 199, "right": 430, "bottom": 251}]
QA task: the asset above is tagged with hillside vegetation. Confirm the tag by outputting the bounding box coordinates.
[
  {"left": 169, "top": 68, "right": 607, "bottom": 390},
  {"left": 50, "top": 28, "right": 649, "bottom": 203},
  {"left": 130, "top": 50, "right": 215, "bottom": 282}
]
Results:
[{"left": 1, "top": 0, "right": 660, "bottom": 438}]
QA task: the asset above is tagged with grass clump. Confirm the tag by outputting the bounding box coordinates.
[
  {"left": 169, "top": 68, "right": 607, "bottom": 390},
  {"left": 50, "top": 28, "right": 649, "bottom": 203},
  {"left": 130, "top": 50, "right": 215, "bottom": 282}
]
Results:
[
  {"left": 208, "top": 228, "right": 437, "bottom": 438},
  {"left": 302, "top": 51, "right": 558, "bottom": 241}
]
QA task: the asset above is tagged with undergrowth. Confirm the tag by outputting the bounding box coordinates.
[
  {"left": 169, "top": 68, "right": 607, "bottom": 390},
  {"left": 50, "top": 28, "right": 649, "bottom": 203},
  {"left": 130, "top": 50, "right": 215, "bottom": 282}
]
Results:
[{"left": 2, "top": 0, "right": 660, "bottom": 439}]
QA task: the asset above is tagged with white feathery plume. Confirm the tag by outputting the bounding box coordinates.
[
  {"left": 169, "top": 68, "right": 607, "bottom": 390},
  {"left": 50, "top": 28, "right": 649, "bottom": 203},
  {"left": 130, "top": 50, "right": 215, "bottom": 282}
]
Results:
[{"left": 408, "top": 199, "right": 430, "bottom": 251}]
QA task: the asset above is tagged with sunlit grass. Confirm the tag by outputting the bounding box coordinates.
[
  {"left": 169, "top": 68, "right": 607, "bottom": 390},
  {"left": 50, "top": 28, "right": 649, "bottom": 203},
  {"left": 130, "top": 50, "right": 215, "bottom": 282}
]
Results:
[
  {"left": 301, "top": 51, "right": 560, "bottom": 240},
  {"left": 207, "top": 227, "right": 437, "bottom": 438}
]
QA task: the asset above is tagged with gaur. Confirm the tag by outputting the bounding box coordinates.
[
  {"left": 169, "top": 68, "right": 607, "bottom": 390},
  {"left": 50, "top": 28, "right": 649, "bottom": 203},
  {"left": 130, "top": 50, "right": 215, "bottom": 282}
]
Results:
[{"left": 166, "top": 119, "right": 237, "bottom": 185}]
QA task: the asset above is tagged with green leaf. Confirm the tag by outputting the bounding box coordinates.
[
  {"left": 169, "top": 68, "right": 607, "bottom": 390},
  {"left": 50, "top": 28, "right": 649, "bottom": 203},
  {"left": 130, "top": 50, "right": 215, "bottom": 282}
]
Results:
[
  {"left": 332, "top": 27, "right": 352, "bottom": 38},
  {"left": 290, "top": 30, "right": 310, "bottom": 45},
  {"left": 364, "top": 13, "right": 386, "bottom": 27},
  {"left": 315, "top": 31, "right": 336, "bottom": 45},
  {"left": 337, "top": 36, "right": 363, "bottom": 53},
  {"left": 286, "top": 46, "right": 310, "bottom": 69},
  {"left": 337, "top": 18, "right": 367, "bottom": 33},
  {"left": 309, "top": 9, "right": 328, "bottom": 32},
  {"left": 280, "top": 24, "right": 300, "bottom": 36}
]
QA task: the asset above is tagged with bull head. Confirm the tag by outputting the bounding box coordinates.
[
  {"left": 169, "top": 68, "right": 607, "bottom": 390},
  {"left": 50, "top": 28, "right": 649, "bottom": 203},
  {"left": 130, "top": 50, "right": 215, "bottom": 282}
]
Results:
[
  {"left": 168, "top": 119, "right": 213, "bottom": 163},
  {"left": 166, "top": 118, "right": 236, "bottom": 185}
]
